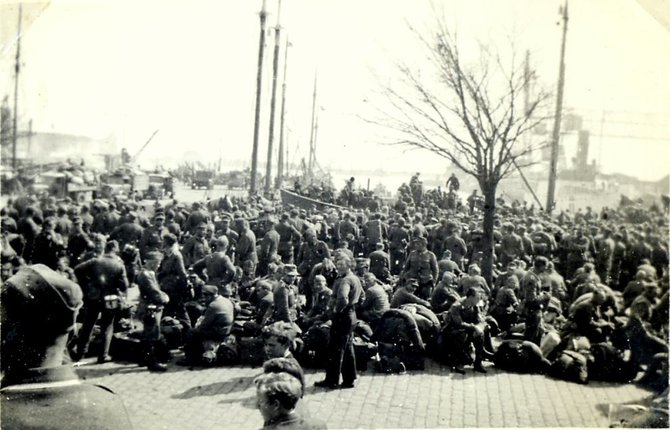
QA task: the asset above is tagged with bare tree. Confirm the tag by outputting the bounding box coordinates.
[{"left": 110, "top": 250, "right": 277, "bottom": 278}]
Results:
[{"left": 373, "top": 21, "right": 551, "bottom": 283}]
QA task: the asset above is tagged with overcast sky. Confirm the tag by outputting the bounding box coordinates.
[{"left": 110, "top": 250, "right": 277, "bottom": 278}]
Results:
[{"left": 1, "top": 0, "right": 669, "bottom": 181}]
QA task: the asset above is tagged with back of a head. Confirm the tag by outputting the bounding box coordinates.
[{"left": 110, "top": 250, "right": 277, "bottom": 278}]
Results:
[
  {"left": 1, "top": 265, "right": 83, "bottom": 372},
  {"left": 263, "top": 358, "right": 306, "bottom": 396},
  {"left": 255, "top": 372, "right": 303, "bottom": 412}
]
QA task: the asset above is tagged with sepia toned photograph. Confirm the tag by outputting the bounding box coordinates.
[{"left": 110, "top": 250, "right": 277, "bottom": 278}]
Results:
[{"left": 1, "top": 0, "right": 668, "bottom": 428}]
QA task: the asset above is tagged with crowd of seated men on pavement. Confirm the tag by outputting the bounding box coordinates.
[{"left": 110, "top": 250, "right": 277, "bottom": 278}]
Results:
[{"left": 1, "top": 184, "right": 668, "bottom": 427}]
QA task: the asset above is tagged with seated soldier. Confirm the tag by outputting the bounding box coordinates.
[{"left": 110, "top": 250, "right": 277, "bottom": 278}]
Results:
[
  {"left": 441, "top": 288, "right": 495, "bottom": 374},
  {"left": 358, "top": 272, "right": 391, "bottom": 328},
  {"left": 180, "top": 285, "right": 235, "bottom": 366},
  {"left": 430, "top": 272, "right": 460, "bottom": 314},
  {"left": 489, "top": 275, "right": 520, "bottom": 333},
  {"left": 391, "top": 278, "right": 431, "bottom": 309},
  {"left": 262, "top": 321, "right": 301, "bottom": 361},
  {"left": 302, "top": 275, "right": 333, "bottom": 329},
  {"left": 1, "top": 265, "right": 133, "bottom": 429}
]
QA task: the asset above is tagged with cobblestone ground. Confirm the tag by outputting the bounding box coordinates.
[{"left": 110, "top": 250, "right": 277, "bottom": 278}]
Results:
[{"left": 75, "top": 357, "right": 654, "bottom": 430}]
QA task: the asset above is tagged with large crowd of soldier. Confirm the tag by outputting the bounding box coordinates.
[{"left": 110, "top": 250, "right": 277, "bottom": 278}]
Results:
[{"left": 1, "top": 175, "right": 668, "bottom": 426}]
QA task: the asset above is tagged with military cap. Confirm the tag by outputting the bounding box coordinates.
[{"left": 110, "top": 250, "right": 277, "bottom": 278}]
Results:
[
  {"left": 282, "top": 264, "right": 299, "bottom": 276},
  {"left": 355, "top": 258, "right": 370, "bottom": 268},
  {"left": 2, "top": 264, "right": 83, "bottom": 332}
]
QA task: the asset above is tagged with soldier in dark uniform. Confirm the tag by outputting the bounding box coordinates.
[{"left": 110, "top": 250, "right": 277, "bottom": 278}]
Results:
[
  {"left": 297, "top": 229, "right": 331, "bottom": 308},
  {"left": 388, "top": 217, "right": 410, "bottom": 275},
  {"left": 444, "top": 227, "right": 468, "bottom": 271},
  {"left": 67, "top": 217, "right": 93, "bottom": 266},
  {"left": 499, "top": 223, "right": 524, "bottom": 268},
  {"left": 442, "top": 288, "right": 494, "bottom": 373},
  {"left": 136, "top": 251, "right": 170, "bottom": 371},
  {"left": 402, "top": 236, "right": 438, "bottom": 301},
  {"left": 446, "top": 173, "right": 460, "bottom": 192},
  {"left": 276, "top": 213, "right": 302, "bottom": 264},
  {"left": 336, "top": 212, "right": 359, "bottom": 245},
  {"left": 191, "top": 235, "right": 237, "bottom": 289},
  {"left": 32, "top": 217, "right": 66, "bottom": 270},
  {"left": 109, "top": 211, "right": 144, "bottom": 249},
  {"left": 181, "top": 222, "right": 211, "bottom": 267},
  {"left": 183, "top": 202, "right": 211, "bottom": 235},
  {"left": 216, "top": 214, "right": 239, "bottom": 259},
  {"left": 258, "top": 217, "right": 280, "bottom": 277},
  {"left": 273, "top": 264, "right": 300, "bottom": 323},
  {"left": 1, "top": 264, "right": 133, "bottom": 429},
  {"left": 17, "top": 206, "right": 40, "bottom": 263},
  {"left": 158, "top": 233, "right": 190, "bottom": 328},
  {"left": 368, "top": 242, "right": 391, "bottom": 283},
  {"left": 139, "top": 212, "right": 169, "bottom": 261},
  {"left": 54, "top": 205, "right": 73, "bottom": 241},
  {"left": 72, "top": 240, "right": 129, "bottom": 362},
  {"left": 235, "top": 218, "right": 258, "bottom": 268}
]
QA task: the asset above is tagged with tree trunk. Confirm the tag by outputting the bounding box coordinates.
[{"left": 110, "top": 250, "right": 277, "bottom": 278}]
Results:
[{"left": 480, "top": 180, "right": 497, "bottom": 287}]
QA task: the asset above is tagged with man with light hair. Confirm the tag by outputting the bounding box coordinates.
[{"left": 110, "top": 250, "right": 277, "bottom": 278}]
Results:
[{"left": 255, "top": 370, "right": 326, "bottom": 429}]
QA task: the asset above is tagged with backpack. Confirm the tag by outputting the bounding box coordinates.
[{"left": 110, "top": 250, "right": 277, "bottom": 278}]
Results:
[
  {"left": 550, "top": 350, "right": 589, "bottom": 384},
  {"left": 493, "top": 339, "right": 550, "bottom": 374}
]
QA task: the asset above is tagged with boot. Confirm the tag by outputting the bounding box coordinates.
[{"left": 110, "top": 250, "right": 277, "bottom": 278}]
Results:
[
  {"left": 146, "top": 343, "right": 168, "bottom": 372},
  {"left": 473, "top": 359, "right": 487, "bottom": 373}
]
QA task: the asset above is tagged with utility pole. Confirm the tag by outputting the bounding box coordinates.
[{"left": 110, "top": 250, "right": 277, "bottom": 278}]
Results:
[
  {"left": 307, "top": 73, "right": 317, "bottom": 179},
  {"left": 12, "top": 5, "right": 22, "bottom": 170},
  {"left": 264, "top": 0, "right": 282, "bottom": 196},
  {"left": 276, "top": 37, "right": 290, "bottom": 190},
  {"left": 250, "top": 0, "right": 268, "bottom": 195},
  {"left": 546, "top": 0, "right": 568, "bottom": 214}
]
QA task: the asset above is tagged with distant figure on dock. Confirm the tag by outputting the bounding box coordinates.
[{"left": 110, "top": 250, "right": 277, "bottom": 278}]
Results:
[{"left": 446, "top": 173, "right": 460, "bottom": 193}]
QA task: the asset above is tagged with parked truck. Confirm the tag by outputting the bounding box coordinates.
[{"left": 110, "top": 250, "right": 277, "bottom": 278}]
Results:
[{"left": 192, "top": 170, "right": 214, "bottom": 190}]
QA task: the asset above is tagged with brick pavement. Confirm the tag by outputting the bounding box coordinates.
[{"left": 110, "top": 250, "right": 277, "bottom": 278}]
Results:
[{"left": 75, "top": 357, "right": 654, "bottom": 429}]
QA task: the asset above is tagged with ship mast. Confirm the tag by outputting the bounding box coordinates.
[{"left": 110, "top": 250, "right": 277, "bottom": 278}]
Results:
[
  {"left": 249, "top": 0, "right": 268, "bottom": 195},
  {"left": 276, "top": 37, "right": 290, "bottom": 190},
  {"left": 264, "top": 0, "right": 282, "bottom": 196},
  {"left": 11, "top": 5, "right": 22, "bottom": 170},
  {"left": 307, "top": 73, "right": 317, "bottom": 180}
]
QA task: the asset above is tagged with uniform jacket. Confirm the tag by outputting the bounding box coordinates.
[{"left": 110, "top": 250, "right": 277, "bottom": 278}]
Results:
[{"left": 74, "top": 254, "right": 129, "bottom": 302}]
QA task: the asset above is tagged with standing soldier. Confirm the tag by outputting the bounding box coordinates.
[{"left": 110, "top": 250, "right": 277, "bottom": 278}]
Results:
[
  {"left": 402, "top": 236, "right": 438, "bottom": 301},
  {"left": 446, "top": 173, "right": 460, "bottom": 193},
  {"left": 368, "top": 242, "right": 391, "bottom": 283},
  {"left": 72, "top": 240, "right": 129, "bottom": 363},
  {"left": 362, "top": 213, "right": 386, "bottom": 255},
  {"left": 191, "top": 236, "right": 237, "bottom": 288},
  {"left": 276, "top": 213, "right": 302, "bottom": 264},
  {"left": 258, "top": 217, "right": 280, "bottom": 277},
  {"left": 235, "top": 218, "right": 258, "bottom": 268},
  {"left": 136, "top": 251, "right": 170, "bottom": 371},
  {"left": 67, "top": 217, "right": 93, "bottom": 266},
  {"left": 315, "top": 250, "right": 363, "bottom": 389},
  {"left": 181, "top": 222, "right": 211, "bottom": 267},
  {"left": 158, "top": 233, "right": 190, "bottom": 328},
  {"left": 388, "top": 217, "right": 410, "bottom": 275},
  {"left": 595, "top": 227, "right": 615, "bottom": 285},
  {"left": 139, "top": 212, "right": 169, "bottom": 261},
  {"left": 109, "top": 211, "right": 144, "bottom": 249},
  {"left": 216, "top": 215, "right": 239, "bottom": 259},
  {"left": 32, "top": 217, "right": 66, "bottom": 270},
  {"left": 499, "top": 223, "right": 524, "bottom": 268},
  {"left": 444, "top": 227, "right": 468, "bottom": 272}
]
